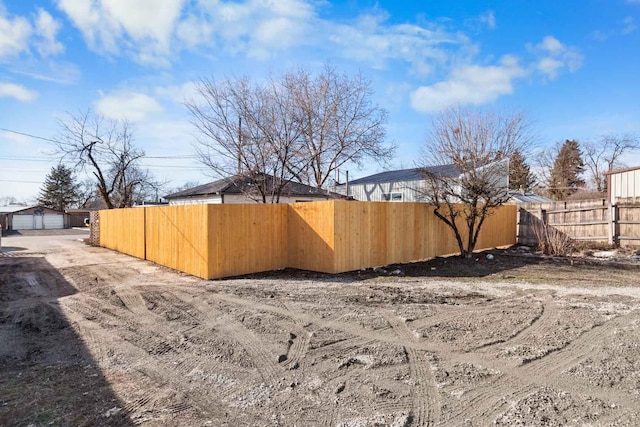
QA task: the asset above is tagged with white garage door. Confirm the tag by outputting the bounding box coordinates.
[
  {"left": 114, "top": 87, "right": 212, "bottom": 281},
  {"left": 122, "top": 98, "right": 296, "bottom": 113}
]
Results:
[
  {"left": 13, "top": 215, "right": 35, "bottom": 230},
  {"left": 44, "top": 214, "right": 64, "bottom": 229}
]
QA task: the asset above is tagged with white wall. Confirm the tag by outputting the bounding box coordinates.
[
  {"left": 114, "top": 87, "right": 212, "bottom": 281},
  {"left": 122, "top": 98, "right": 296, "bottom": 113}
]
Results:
[
  {"left": 169, "top": 195, "right": 223, "bottom": 205},
  {"left": 345, "top": 180, "right": 430, "bottom": 202},
  {"left": 169, "top": 194, "right": 329, "bottom": 205},
  {"left": 609, "top": 168, "right": 640, "bottom": 203}
]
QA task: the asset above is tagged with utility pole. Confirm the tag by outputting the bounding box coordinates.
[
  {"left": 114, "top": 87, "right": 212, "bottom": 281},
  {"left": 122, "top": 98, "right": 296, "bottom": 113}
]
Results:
[{"left": 237, "top": 116, "right": 242, "bottom": 174}]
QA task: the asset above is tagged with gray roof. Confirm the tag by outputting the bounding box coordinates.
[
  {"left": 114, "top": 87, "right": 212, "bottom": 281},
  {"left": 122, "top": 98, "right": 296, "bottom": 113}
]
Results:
[
  {"left": 508, "top": 191, "right": 553, "bottom": 203},
  {"left": 0, "top": 205, "right": 66, "bottom": 214},
  {"left": 348, "top": 164, "right": 461, "bottom": 186},
  {"left": 165, "top": 174, "right": 341, "bottom": 199},
  {"left": 0, "top": 205, "right": 33, "bottom": 214}
]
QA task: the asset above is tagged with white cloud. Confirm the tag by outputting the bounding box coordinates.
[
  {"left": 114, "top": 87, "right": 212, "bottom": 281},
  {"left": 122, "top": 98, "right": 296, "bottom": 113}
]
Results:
[
  {"left": 55, "top": 0, "right": 470, "bottom": 74},
  {"left": 34, "top": 8, "right": 64, "bottom": 56},
  {"left": 56, "top": 0, "right": 185, "bottom": 64},
  {"left": 479, "top": 11, "right": 496, "bottom": 30},
  {"left": 0, "top": 82, "right": 38, "bottom": 102},
  {"left": 410, "top": 56, "right": 526, "bottom": 113},
  {"left": 327, "top": 12, "right": 471, "bottom": 75},
  {"left": 154, "top": 81, "right": 199, "bottom": 103},
  {"left": 622, "top": 16, "right": 637, "bottom": 34},
  {"left": 0, "top": 4, "right": 64, "bottom": 59},
  {"left": 531, "top": 35, "right": 583, "bottom": 80},
  {"left": 0, "top": 6, "right": 32, "bottom": 57},
  {"left": 56, "top": 0, "right": 318, "bottom": 64},
  {"left": 95, "top": 91, "right": 163, "bottom": 121}
]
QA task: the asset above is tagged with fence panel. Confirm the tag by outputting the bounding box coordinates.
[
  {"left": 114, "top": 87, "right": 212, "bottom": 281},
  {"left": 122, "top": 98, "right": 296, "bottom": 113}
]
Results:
[
  {"left": 618, "top": 204, "right": 640, "bottom": 245},
  {"left": 99, "top": 208, "right": 145, "bottom": 259},
  {"left": 332, "top": 202, "right": 515, "bottom": 274},
  {"left": 287, "top": 201, "right": 336, "bottom": 273},
  {"left": 476, "top": 204, "right": 518, "bottom": 250},
  {"left": 146, "top": 205, "right": 210, "bottom": 279},
  {"left": 208, "top": 204, "right": 288, "bottom": 279}
]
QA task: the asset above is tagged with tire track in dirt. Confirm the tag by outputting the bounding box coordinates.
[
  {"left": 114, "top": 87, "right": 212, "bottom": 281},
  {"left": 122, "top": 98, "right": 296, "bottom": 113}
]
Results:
[
  {"left": 381, "top": 310, "right": 440, "bottom": 426},
  {"left": 469, "top": 297, "right": 548, "bottom": 352},
  {"left": 61, "top": 297, "right": 253, "bottom": 425},
  {"left": 173, "top": 289, "right": 282, "bottom": 384},
  {"left": 217, "top": 316, "right": 281, "bottom": 383},
  {"left": 210, "top": 292, "right": 452, "bottom": 354},
  {"left": 518, "top": 313, "right": 627, "bottom": 378},
  {"left": 439, "top": 374, "right": 537, "bottom": 425},
  {"left": 445, "top": 311, "right": 640, "bottom": 416},
  {"left": 1, "top": 310, "right": 25, "bottom": 362}
]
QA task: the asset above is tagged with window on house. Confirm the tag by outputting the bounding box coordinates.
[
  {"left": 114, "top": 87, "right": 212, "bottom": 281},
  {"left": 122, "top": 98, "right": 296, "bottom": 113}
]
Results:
[{"left": 382, "top": 192, "right": 403, "bottom": 202}]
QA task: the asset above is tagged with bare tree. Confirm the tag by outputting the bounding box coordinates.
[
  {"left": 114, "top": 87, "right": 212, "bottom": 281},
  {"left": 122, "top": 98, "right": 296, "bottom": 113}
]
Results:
[
  {"left": 186, "top": 65, "right": 394, "bottom": 201},
  {"left": 55, "top": 109, "right": 153, "bottom": 209},
  {"left": 186, "top": 76, "right": 305, "bottom": 203},
  {"left": 285, "top": 65, "right": 393, "bottom": 188},
  {"left": 583, "top": 134, "right": 639, "bottom": 192},
  {"left": 420, "top": 107, "right": 535, "bottom": 258}
]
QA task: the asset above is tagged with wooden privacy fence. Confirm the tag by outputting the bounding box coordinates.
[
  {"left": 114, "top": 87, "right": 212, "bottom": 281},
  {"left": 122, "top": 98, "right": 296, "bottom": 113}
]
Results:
[
  {"left": 98, "top": 201, "right": 517, "bottom": 279},
  {"left": 517, "top": 199, "right": 640, "bottom": 247}
]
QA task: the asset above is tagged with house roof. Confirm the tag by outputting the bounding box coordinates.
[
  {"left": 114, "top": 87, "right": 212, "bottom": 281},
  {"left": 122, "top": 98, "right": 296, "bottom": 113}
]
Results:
[
  {"left": 0, "top": 205, "right": 65, "bottom": 214},
  {"left": 604, "top": 165, "right": 640, "bottom": 175},
  {"left": 508, "top": 191, "right": 552, "bottom": 203},
  {"left": 347, "top": 164, "right": 461, "bottom": 186},
  {"left": 165, "top": 174, "right": 343, "bottom": 199},
  {"left": 0, "top": 205, "right": 33, "bottom": 214}
]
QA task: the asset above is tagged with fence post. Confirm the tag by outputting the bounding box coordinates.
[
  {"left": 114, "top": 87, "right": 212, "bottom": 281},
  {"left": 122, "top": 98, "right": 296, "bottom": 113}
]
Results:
[
  {"left": 89, "top": 211, "right": 100, "bottom": 246},
  {"left": 608, "top": 203, "right": 618, "bottom": 246}
]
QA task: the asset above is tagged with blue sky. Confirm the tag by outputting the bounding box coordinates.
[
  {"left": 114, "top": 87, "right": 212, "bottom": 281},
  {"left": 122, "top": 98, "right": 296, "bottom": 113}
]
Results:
[{"left": 1, "top": 0, "right": 639, "bottom": 202}]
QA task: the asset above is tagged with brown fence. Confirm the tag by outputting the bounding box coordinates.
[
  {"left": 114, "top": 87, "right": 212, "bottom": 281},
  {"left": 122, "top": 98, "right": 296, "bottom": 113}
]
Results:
[
  {"left": 517, "top": 199, "right": 640, "bottom": 247},
  {"left": 98, "top": 201, "right": 517, "bottom": 279}
]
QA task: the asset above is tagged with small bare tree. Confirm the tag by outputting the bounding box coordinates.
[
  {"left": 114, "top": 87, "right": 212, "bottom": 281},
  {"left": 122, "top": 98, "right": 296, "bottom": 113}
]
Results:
[
  {"left": 583, "top": 134, "right": 639, "bottom": 192},
  {"left": 55, "top": 109, "right": 153, "bottom": 209},
  {"left": 421, "top": 107, "right": 535, "bottom": 258}
]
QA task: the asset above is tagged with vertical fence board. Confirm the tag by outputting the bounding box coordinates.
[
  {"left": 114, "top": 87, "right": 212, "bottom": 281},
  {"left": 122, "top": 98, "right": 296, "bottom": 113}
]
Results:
[
  {"left": 287, "top": 201, "right": 336, "bottom": 273},
  {"left": 208, "top": 204, "right": 288, "bottom": 279},
  {"left": 99, "top": 208, "right": 145, "bottom": 259},
  {"left": 145, "top": 205, "right": 209, "bottom": 279}
]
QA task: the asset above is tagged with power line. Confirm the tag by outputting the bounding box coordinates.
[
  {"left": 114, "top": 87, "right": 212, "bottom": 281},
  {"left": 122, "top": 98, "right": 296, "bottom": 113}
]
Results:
[
  {"left": 0, "top": 127, "right": 61, "bottom": 144},
  {"left": 0, "top": 179, "right": 43, "bottom": 184},
  {"left": 0, "top": 127, "right": 198, "bottom": 159}
]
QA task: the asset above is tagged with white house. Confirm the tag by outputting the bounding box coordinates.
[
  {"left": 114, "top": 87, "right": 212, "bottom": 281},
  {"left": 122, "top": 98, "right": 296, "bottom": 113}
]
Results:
[
  {"left": 338, "top": 164, "right": 461, "bottom": 202},
  {"left": 338, "top": 161, "right": 509, "bottom": 203},
  {"left": 165, "top": 173, "right": 343, "bottom": 205},
  {"left": 606, "top": 165, "right": 640, "bottom": 204}
]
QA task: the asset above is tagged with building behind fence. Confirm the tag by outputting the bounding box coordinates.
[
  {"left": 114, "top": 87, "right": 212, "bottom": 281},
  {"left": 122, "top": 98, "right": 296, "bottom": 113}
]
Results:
[
  {"left": 517, "top": 199, "right": 640, "bottom": 247},
  {"left": 96, "top": 200, "right": 517, "bottom": 279}
]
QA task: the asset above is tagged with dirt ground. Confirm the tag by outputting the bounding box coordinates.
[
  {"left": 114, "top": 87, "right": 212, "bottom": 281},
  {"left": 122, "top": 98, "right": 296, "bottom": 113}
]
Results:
[{"left": 1, "top": 231, "right": 640, "bottom": 426}]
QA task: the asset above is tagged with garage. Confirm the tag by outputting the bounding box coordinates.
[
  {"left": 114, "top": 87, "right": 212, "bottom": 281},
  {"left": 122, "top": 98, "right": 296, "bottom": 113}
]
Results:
[{"left": 9, "top": 206, "right": 68, "bottom": 230}]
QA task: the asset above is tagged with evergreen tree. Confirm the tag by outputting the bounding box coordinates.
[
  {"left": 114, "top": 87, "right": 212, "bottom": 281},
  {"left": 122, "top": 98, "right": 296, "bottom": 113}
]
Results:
[
  {"left": 37, "top": 164, "right": 81, "bottom": 211},
  {"left": 547, "top": 140, "right": 585, "bottom": 200},
  {"left": 509, "top": 149, "right": 537, "bottom": 192}
]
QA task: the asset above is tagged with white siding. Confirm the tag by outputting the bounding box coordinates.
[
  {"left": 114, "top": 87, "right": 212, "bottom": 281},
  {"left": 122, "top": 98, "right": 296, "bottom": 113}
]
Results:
[
  {"left": 169, "top": 194, "right": 329, "bottom": 205},
  {"left": 43, "top": 214, "right": 64, "bottom": 229},
  {"left": 610, "top": 168, "right": 640, "bottom": 203},
  {"left": 169, "top": 195, "right": 223, "bottom": 205},
  {"left": 13, "top": 215, "right": 35, "bottom": 229},
  {"left": 346, "top": 180, "right": 430, "bottom": 202}
]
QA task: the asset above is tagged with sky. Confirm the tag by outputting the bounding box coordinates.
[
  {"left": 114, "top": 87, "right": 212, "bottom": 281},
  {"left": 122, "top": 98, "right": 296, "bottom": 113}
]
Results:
[{"left": 1, "top": 0, "right": 639, "bottom": 203}]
